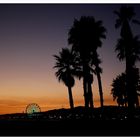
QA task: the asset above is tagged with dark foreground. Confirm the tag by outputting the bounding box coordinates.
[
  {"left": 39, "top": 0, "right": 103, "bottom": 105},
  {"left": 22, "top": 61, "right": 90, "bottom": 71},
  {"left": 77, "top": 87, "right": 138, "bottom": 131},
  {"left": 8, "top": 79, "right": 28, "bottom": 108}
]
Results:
[
  {"left": 0, "top": 119, "right": 140, "bottom": 136},
  {"left": 0, "top": 106, "right": 140, "bottom": 136}
]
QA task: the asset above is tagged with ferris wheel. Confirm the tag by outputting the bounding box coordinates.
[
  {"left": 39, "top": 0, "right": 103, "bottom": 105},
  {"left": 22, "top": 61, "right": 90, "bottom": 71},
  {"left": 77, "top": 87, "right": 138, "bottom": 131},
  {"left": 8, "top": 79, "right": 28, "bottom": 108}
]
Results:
[{"left": 26, "top": 103, "right": 41, "bottom": 114}]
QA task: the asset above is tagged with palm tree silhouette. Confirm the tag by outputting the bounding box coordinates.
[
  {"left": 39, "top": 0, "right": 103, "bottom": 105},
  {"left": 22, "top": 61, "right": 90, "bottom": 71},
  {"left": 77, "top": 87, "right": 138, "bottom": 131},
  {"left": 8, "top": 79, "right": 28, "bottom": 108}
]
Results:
[
  {"left": 111, "top": 73, "right": 127, "bottom": 107},
  {"left": 68, "top": 16, "right": 106, "bottom": 108},
  {"left": 111, "top": 68, "right": 140, "bottom": 107},
  {"left": 53, "top": 48, "right": 76, "bottom": 109},
  {"left": 91, "top": 52, "right": 104, "bottom": 107},
  {"left": 114, "top": 6, "right": 140, "bottom": 115}
]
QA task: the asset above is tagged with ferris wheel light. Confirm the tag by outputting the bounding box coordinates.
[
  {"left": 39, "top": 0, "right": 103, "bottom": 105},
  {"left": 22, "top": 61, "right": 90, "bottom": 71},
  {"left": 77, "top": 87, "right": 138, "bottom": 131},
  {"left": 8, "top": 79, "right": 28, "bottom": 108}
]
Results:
[{"left": 25, "top": 103, "right": 41, "bottom": 115}]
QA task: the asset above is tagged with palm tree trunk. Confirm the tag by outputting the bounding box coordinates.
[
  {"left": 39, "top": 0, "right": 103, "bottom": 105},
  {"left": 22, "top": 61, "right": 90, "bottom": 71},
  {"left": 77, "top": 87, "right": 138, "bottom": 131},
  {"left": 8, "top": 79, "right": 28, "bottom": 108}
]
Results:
[
  {"left": 83, "top": 63, "right": 89, "bottom": 108},
  {"left": 126, "top": 56, "right": 135, "bottom": 119},
  {"left": 88, "top": 82, "right": 94, "bottom": 108},
  {"left": 96, "top": 71, "right": 104, "bottom": 108},
  {"left": 122, "top": 20, "right": 135, "bottom": 118},
  {"left": 68, "top": 86, "right": 74, "bottom": 109},
  {"left": 83, "top": 78, "right": 89, "bottom": 108}
]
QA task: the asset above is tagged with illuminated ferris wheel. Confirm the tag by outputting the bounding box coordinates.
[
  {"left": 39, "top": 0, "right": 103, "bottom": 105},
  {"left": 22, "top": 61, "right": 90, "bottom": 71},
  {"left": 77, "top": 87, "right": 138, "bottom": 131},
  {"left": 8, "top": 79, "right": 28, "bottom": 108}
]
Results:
[{"left": 26, "top": 103, "right": 41, "bottom": 114}]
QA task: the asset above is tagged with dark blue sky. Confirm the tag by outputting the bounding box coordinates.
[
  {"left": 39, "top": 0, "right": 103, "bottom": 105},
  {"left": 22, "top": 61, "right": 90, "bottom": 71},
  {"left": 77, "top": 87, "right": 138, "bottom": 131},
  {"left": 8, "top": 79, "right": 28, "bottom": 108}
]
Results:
[{"left": 0, "top": 4, "right": 139, "bottom": 114}]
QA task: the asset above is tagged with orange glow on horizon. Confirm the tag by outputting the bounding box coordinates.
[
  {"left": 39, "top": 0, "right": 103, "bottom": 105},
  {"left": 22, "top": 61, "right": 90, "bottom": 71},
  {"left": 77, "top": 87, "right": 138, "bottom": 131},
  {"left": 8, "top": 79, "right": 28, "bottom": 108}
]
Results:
[
  {"left": 0, "top": 72, "right": 117, "bottom": 115},
  {"left": 0, "top": 94, "right": 117, "bottom": 115}
]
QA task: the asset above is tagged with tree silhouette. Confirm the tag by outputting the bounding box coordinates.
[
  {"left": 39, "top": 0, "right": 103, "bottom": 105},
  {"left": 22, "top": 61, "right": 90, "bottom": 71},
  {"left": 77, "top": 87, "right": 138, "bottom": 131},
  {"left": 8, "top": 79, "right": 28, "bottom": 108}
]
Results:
[
  {"left": 114, "top": 6, "right": 140, "bottom": 116},
  {"left": 111, "top": 68, "right": 140, "bottom": 107},
  {"left": 53, "top": 48, "right": 76, "bottom": 109},
  {"left": 68, "top": 16, "right": 106, "bottom": 108},
  {"left": 111, "top": 73, "right": 127, "bottom": 107},
  {"left": 91, "top": 52, "right": 104, "bottom": 107}
]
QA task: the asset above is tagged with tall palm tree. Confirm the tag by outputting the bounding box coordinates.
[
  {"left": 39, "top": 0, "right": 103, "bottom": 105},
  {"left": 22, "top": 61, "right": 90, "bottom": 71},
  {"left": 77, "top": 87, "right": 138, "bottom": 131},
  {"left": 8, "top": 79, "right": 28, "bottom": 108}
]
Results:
[
  {"left": 91, "top": 52, "right": 104, "bottom": 107},
  {"left": 53, "top": 48, "right": 76, "bottom": 109},
  {"left": 114, "top": 6, "right": 140, "bottom": 114},
  {"left": 68, "top": 16, "right": 106, "bottom": 108}
]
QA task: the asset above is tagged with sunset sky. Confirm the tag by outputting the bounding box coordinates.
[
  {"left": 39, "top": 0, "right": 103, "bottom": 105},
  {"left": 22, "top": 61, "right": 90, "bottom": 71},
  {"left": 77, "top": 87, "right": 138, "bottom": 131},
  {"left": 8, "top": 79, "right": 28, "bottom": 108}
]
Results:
[{"left": 0, "top": 4, "right": 140, "bottom": 114}]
